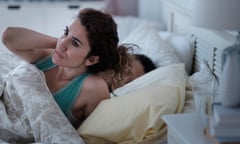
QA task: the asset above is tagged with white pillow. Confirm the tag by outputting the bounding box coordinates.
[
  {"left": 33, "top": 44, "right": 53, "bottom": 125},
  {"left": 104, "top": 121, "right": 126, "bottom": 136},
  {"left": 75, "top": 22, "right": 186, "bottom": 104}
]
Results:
[
  {"left": 121, "top": 23, "right": 181, "bottom": 67},
  {"left": 78, "top": 64, "right": 186, "bottom": 144},
  {"left": 158, "top": 31, "right": 195, "bottom": 74},
  {"left": 113, "top": 16, "right": 165, "bottom": 42},
  {"left": 112, "top": 63, "right": 184, "bottom": 97}
]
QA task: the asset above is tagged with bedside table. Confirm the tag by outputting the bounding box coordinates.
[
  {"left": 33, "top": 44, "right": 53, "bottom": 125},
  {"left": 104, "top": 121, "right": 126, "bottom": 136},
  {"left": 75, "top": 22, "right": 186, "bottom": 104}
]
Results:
[{"left": 162, "top": 113, "right": 212, "bottom": 144}]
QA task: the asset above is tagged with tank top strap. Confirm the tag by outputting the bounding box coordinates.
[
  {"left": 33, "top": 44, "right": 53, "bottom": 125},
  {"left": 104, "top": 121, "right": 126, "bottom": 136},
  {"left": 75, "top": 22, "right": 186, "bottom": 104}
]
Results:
[
  {"left": 53, "top": 72, "right": 90, "bottom": 117},
  {"left": 35, "top": 55, "right": 56, "bottom": 71}
]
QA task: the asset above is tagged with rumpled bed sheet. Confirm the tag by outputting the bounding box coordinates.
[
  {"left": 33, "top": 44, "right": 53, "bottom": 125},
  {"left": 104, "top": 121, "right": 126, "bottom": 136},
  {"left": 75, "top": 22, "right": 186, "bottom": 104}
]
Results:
[{"left": 0, "top": 52, "right": 85, "bottom": 143}]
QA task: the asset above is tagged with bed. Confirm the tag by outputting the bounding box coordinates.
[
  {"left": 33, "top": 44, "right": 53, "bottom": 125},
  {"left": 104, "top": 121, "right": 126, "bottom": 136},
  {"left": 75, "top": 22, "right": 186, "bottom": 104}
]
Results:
[
  {"left": 0, "top": 0, "right": 236, "bottom": 143},
  {"left": 77, "top": 1, "right": 236, "bottom": 143}
]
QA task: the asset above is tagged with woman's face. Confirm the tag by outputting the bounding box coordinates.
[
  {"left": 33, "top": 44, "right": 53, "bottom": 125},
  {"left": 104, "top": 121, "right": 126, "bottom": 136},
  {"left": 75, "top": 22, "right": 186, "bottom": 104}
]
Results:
[{"left": 52, "top": 19, "right": 91, "bottom": 68}]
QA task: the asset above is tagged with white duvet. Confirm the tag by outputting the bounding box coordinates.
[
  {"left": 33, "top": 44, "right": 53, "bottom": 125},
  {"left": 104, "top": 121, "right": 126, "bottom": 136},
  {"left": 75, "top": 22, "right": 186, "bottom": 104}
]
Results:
[{"left": 0, "top": 52, "right": 85, "bottom": 143}]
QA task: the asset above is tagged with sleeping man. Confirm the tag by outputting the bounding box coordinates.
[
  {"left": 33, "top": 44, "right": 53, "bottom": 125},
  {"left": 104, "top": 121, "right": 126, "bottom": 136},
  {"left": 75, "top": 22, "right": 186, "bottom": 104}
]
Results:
[{"left": 99, "top": 52, "right": 157, "bottom": 93}]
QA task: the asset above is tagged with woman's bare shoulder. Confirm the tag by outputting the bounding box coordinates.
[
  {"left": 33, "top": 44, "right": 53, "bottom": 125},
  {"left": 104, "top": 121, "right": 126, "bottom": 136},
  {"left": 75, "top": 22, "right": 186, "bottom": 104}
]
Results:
[
  {"left": 77, "top": 74, "right": 110, "bottom": 117},
  {"left": 83, "top": 74, "right": 109, "bottom": 96}
]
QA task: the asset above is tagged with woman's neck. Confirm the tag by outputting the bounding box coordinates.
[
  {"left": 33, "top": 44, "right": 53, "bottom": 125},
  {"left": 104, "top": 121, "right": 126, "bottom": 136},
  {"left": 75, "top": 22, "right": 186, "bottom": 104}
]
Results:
[{"left": 55, "top": 66, "right": 87, "bottom": 81}]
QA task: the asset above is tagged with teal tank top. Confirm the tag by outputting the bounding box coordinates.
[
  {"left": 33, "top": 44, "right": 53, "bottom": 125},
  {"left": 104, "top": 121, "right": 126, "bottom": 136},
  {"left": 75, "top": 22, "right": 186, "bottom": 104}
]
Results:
[{"left": 35, "top": 55, "right": 90, "bottom": 128}]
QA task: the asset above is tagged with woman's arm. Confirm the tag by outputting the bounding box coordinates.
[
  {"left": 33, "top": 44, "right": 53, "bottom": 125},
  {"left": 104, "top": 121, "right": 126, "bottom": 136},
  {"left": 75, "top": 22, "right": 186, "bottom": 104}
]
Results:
[{"left": 2, "top": 27, "right": 58, "bottom": 63}]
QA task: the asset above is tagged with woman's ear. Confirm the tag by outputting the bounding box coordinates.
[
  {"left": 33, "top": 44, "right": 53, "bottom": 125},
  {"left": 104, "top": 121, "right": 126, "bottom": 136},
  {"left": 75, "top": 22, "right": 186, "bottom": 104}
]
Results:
[{"left": 85, "top": 56, "right": 99, "bottom": 66}]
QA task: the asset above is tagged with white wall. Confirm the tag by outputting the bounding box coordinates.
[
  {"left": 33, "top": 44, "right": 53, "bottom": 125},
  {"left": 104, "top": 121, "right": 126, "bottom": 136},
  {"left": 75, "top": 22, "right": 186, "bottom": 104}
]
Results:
[
  {"left": 138, "top": 0, "right": 164, "bottom": 23},
  {"left": 138, "top": 0, "right": 193, "bottom": 28},
  {"left": 105, "top": 0, "right": 139, "bottom": 16}
]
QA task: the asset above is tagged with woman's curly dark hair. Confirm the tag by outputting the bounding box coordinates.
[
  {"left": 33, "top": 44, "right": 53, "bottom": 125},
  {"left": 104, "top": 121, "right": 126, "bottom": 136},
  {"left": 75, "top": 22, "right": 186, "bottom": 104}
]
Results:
[{"left": 78, "top": 8, "right": 133, "bottom": 86}]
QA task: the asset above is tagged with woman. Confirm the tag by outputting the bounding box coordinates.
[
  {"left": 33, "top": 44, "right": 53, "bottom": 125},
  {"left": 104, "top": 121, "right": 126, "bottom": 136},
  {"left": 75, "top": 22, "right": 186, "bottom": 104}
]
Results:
[{"left": 2, "top": 8, "right": 132, "bottom": 129}]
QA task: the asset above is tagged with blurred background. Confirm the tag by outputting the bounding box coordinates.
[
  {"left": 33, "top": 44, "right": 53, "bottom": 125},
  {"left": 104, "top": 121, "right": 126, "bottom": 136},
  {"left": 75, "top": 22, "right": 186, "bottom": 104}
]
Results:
[{"left": 0, "top": 0, "right": 193, "bottom": 49}]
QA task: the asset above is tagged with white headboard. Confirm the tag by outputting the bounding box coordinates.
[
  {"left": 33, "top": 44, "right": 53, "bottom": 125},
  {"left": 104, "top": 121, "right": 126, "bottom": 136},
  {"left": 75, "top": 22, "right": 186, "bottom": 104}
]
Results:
[{"left": 163, "top": 0, "right": 236, "bottom": 79}]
